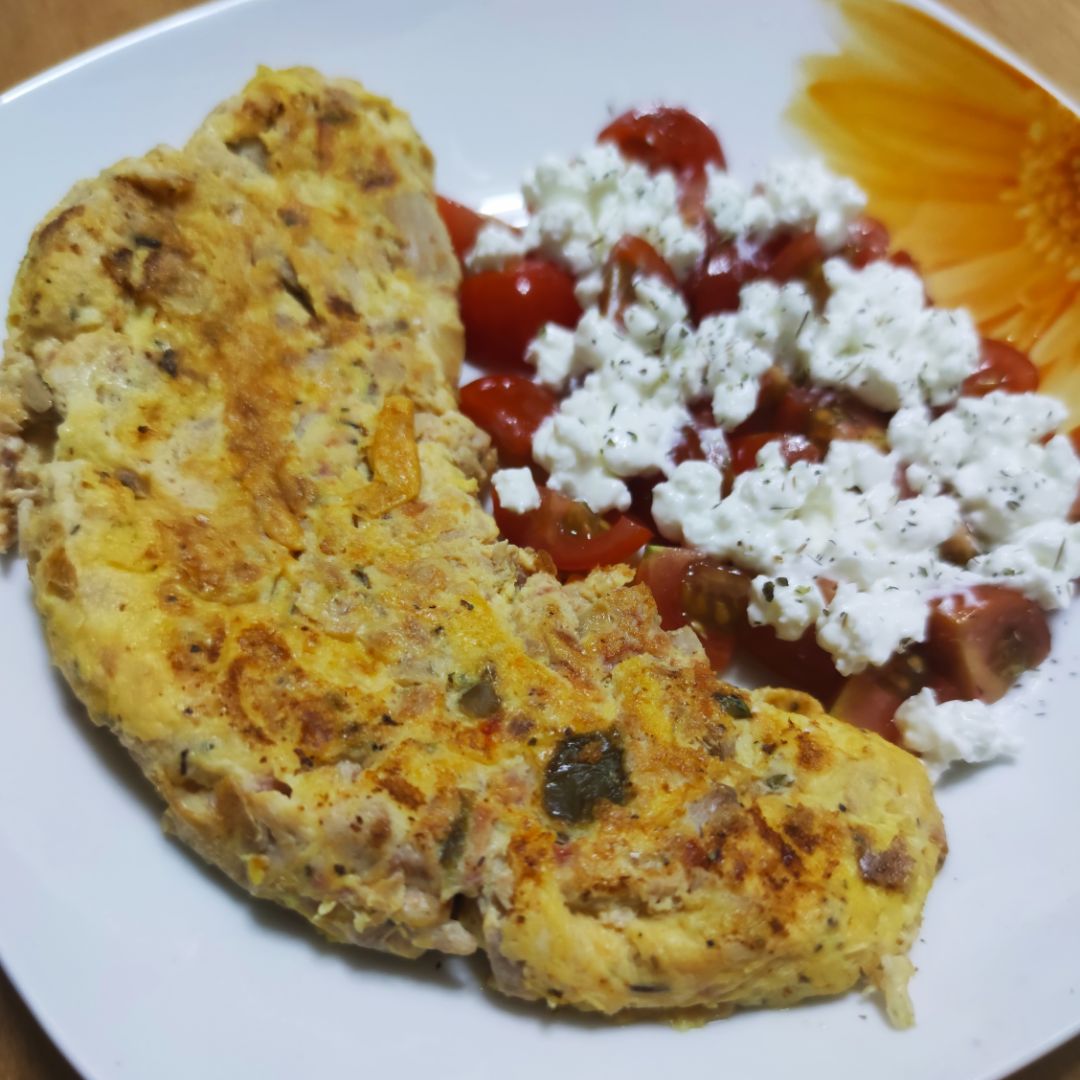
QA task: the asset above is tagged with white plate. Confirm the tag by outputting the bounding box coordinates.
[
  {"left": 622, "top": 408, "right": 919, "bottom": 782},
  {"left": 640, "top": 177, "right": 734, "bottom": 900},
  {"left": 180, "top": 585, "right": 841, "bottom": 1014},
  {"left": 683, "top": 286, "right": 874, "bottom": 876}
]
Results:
[{"left": 2, "top": 2, "right": 1079, "bottom": 1078}]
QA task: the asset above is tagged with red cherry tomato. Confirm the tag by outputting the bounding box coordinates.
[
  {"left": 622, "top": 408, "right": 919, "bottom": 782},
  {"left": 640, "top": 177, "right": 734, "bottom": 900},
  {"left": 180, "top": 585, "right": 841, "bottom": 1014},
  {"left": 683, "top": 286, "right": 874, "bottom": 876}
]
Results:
[
  {"left": 741, "top": 624, "right": 844, "bottom": 704},
  {"left": 927, "top": 585, "right": 1050, "bottom": 702},
  {"left": 634, "top": 547, "right": 700, "bottom": 630},
  {"left": 599, "top": 235, "right": 680, "bottom": 321},
  {"left": 460, "top": 258, "right": 581, "bottom": 373},
  {"left": 771, "top": 384, "right": 889, "bottom": 446},
  {"left": 494, "top": 486, "right": 652, "bottom": 573},
  {"left": 677, "top": 168, "right": 712, "bottom": 224},
  {"left": 830, "top": 673, "right": 904, "bottom": 743},
  {"left": 459, "top": 375, "right": 558, "bottom": 464},
  {"left": 728, "top": 432, "right": 822, "bottom": 476},
  {"left": 634, "top": 547, "right": 746, "bottom": 671},
  {"left": 1066, "top": 428, "right": 1080, "bottom": 521},
  {"left": 598, "top": 106, "right": 726, "bottom": 179},
  {"left": 842, "top": 216, "right": 891, "bottom": 268},
  {"left": 888, "top": 250, "right": 919, "bottom": 273},
  {"left": 436, "top": 196, "right": 491, "bottom": 262},
  {"left": 766, "top": 230, "right": 825, "bottom": 284},
  {"left": 962, "top": 338, "right": 1040, "bottom": 397},
  {"left": 829, "top": 648, "right": 943, "bottom": 742},
  {"left": 726, "top": 369, "right": 795, "bottom": 438},
  {"left": 686, "top": 239, "right": 768, "bottom": 320}
]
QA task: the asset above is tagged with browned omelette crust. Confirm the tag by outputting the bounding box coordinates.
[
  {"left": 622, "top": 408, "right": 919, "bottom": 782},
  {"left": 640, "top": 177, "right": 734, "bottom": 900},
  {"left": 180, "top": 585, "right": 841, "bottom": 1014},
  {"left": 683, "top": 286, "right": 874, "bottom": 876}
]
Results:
[{"left": 0, "top": 68, "right": 945, "bottom": 1023}]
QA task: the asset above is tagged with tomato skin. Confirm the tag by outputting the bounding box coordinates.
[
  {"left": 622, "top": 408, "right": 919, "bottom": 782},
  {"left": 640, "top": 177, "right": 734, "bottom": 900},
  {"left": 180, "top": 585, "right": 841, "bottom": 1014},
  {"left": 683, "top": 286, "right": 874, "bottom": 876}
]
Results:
[
  {"left": 728, "top": 432, "right": 821, "bottom": 476},
  {"left": 686, "top": 239, "right": 766, "bottom": 320},
  {"left": 436, "top": 196, "right": 491, "bottom": 262},
  {"left": 598, "top": 106, "right": 726, "bottom": 179},
  {"left": 599, "top": 236, "right": 679, "bottom": 321},
  {"left": 842, "top": 216, "right": 891, "bottom": 268},
  {"left": 927, "top": 585, "right": 1051, "bottom": 702},
  {"left": 742, "top": 624, "right": 844, "bottom": 703},
  {"left": 771, "top": 384, "right": 889, "bottom": 446},
  {"left": 687, "top": 226, "right": 835, "bottom": 322},
  {"left": 1070, "top": 426, "right": 1080, "bottom": 456},
  {"left": 889, "top": 250, "right": 919, "bottom": 273},
  {"left": 830, "top": 674, "right": 904, "bottom": 743},
  {"left": 829, "top": 647, "right": 948, "bottom": 742},
  {"left": 459, "top": 375, "right": 557, "bottom": 463},
  {"left": 634, "top": 548, "right": 744, "bottom": 672},
  {"left": 962, "top": 338, "right": 1040, "bottom": 397},
  {"left": 766, "top": 231, "right": 825, "bottom": 284},
  {"left": 460, "top": 259, "right": 582, "bottom": 372},
  {"left": 635, "top": 547, "right": 700, "bottom": 630},
  {"left": 494, "top": 487, "right": 652, "bottom": 572}
]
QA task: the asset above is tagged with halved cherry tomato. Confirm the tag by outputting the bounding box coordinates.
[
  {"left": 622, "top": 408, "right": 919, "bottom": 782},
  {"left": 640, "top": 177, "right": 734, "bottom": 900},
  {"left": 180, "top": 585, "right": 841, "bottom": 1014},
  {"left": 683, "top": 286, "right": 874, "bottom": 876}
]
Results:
[
  {"left": 771, "top": 384, "right": 889, "bottom": 446},
  {"left": 766, "top": 230, "right": 825, "bottom": 284},
  {"left": 725, "top": 369, "right": 795, "bottom": 439},
  {"left": 830, "top": 674, "right": 905, "bottom": 743},
  {"left": 686, "top": 239, "right": 768, "bottom": 320},
  {"left": 927, "top": 585, "right": 1050, "bottom": 702},
  {"left": 962, "top": 338, "right": 1040, "bottom": 397},
  {"left": 634, "top": 547, "right": 704, "bottom": 630},
  {"left": 832, "top": 647, "right": 965, "bottom": 744},
  {"left": 598, "top": 106, "right": 726, "bottom": 179},
  {"left": 494, "top": 486, "right": 652, "bottom": 573},
  {"left": 459, "top": 375, "right": 558, "bottom": 463},
  {"left": 677, "top": 168, "right": 712, "bottom": 224},
  {"left": 842, "top": 216, "right": 891, "bottom": 268},
  {"left": 741, "top": 624, "right": 844, "bottom": 703},
  {"left": 888, "top": 250, "right": 919, "bottom": 273},
  {"left": 436, "top": 196, "right": 490, "bottom": 262},
  {"left": 599, "top": 235, "right": 679, "bottom": 320},
  {"left": 728, "top": 432, "right": 821, "bottom": 476},
  {"left": 830, "top": 648, "right": 940, "bottom": 742},
  {"left": 1067, "top": 427, "right": 1080, "bottom": 523},
  {"left": 460, "top": 259, "right": 581, "bottom": 372},
  {"left": 634, "top": 547, "right": 746, "bottom": 671}
]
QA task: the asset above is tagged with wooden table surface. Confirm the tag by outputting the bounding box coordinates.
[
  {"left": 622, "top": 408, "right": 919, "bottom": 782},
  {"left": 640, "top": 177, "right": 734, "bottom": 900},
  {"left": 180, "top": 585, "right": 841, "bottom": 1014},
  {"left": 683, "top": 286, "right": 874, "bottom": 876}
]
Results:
[{"left": 2, "top": 1, "right": 1080, "bottom": 1077}]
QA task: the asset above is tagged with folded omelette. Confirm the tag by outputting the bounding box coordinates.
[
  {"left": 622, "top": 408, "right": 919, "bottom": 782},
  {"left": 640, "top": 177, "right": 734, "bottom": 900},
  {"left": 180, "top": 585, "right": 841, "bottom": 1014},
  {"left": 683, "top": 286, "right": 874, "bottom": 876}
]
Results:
[{"left": 0, "top": 68, "right": 945, "bottom": 1024}]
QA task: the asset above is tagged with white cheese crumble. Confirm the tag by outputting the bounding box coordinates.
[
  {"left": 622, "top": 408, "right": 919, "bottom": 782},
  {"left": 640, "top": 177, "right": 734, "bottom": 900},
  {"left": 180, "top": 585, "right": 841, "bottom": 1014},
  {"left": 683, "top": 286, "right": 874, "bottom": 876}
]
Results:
[
  {"left": 800, "top": 259, "right": 981, "bottom": 411},
  {"left": 491, "top": 467, "right": 541, "bottom": 513},
  {"left": 465, "top": 222, "right": 529, "bottom": 272},
  {"left": 531, "top": 281, "right": 692, "bottom": 512},
  {"left": 467, "top": 143, "right": 706, "bottom": 299},
  {"left": 705, "top": 158, "right": 866, "bottom": 249},
  {"left": 894, "top": 687, "right": 1022, "bottom": 779}
]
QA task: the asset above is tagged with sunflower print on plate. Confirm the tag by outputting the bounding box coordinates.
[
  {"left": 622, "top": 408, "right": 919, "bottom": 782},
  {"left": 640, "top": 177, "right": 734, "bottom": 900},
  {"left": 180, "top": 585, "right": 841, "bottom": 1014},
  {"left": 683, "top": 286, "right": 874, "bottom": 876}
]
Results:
[{"left": 789, "top": 0, "right": 1080, "bottom": 418}]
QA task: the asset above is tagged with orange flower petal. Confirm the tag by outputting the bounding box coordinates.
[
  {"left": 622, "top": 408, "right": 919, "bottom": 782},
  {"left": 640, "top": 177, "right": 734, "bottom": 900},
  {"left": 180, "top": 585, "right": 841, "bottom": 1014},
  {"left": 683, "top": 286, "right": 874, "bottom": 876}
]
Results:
[{"left": 791, "top": 0, "right": 1080, "bottom": 397}]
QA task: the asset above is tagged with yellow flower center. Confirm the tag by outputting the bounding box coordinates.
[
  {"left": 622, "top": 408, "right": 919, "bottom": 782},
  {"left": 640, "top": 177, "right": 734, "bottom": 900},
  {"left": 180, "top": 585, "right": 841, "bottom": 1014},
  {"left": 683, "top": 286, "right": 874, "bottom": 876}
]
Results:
[{"left": 1008, "top": 102, "right": 1080, "bottom": 280}]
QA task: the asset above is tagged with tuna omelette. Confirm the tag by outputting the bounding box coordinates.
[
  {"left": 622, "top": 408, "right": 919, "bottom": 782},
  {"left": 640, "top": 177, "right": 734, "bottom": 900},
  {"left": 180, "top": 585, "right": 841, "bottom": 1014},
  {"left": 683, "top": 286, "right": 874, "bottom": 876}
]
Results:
[{"left": 0, "top": 68, "right": 945, "bottom": 1023}]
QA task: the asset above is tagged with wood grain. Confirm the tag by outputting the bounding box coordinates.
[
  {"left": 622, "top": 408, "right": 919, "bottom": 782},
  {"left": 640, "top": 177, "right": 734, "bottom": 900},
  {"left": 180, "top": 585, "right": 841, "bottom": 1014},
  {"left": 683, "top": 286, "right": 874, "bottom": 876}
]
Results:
[
  {"left": 946, "top": 0, "right": 1080, "bottom": 102},
  {"left": 0, "top": 1, "right": 1078, "bottom": 1078}
]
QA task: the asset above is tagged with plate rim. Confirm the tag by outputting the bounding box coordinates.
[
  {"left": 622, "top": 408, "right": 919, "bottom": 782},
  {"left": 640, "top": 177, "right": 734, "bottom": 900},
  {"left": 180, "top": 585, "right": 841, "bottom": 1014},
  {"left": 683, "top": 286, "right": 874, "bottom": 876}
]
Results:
[{"left": 0, "top": 2, "right": 1078, "bottom": 1079}]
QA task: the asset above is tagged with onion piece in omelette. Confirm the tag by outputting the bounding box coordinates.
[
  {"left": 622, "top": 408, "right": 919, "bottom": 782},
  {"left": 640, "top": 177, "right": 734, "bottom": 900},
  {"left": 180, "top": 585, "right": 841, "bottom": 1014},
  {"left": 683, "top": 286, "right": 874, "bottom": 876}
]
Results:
[{"left": 0, "top": 67, "right": 945, "bottom": 1024}]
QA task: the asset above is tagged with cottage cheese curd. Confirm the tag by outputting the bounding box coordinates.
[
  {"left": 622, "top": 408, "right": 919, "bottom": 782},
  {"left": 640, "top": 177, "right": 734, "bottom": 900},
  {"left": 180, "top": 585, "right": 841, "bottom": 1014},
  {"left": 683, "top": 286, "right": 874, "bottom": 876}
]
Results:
[
  {"left": 491, "top": 467, "right": 541, "bottom": 514},
  {"left": 894, "top": 688, "right": 1023, "bottom": 779},
  {"left": 803, "top": 259, "right": 980, "bottom": 411},
  {"left": 705, "top": 158, "right": 866, "bottom": 248}
]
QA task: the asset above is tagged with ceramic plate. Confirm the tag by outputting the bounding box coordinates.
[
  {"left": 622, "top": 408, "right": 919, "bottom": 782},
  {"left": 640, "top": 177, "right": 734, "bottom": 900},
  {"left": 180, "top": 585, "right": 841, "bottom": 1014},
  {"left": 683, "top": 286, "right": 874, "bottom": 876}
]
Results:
[{"left": 2, "top": 2, "right": 1079, "bottom": 1078}]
